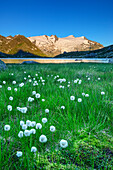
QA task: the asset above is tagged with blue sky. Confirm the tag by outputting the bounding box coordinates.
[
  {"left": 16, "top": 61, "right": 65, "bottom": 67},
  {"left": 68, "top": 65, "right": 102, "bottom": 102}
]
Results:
[{"left": 0, "top": 0, "right": 113, "bottom": 46}]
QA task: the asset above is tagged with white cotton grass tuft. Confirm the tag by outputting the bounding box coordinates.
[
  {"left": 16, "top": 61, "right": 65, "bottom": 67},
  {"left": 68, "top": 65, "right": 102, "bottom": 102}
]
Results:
[
  {"left": 82, "top": 93, "right": 85, "bottom": 96},
  {"left": 7, "top": 87, "right": 11, "bottom": 91},
  {"left": 19, "top": 82, "right": 24, "bottom": 87},
  {"left": 7, "top": 105, "right": 12, "bottom": 111},
  {"left": 19, "top": 107, "right": 27, "bottom": 113},
  {"left": 60, "top": 139, "right": 68, "bottom": 148},
  {"left": 39, "top": 135, "right": 47, "bottom": 143},
  {"left": 3, "top": 81, "right": 6, "bottom": 84},
  {"left": 61, "top": 106, "right": 65, "bottom": 109},
  {"left": 20, "top": 121, "right": 24, "bottom": 126},
  {"left": 32, "top": 91, "right": 36, "bottom": 95},
  {"left": 26, "top": 120, "right": 31, "bottom": 127},
  {"left": 101, "top": 91, "right": 105, "bottom": 95},
  {"left": 70, "top": 96, "right": 75, "bottom": 101},
  {"left": 36, "top": 123, "right": 42, "bottom": 129},
  {"left": 12, "top": 81, "right": 16, "bottom": 84},
  {"left": 35, "top": 93, "right": 40, "bottom": 98},
  {"left": 0, "top": 85, "right": 2, "bottom": 88},
  {"left": 22, "top": 124, "right": 27, "bottom": 130},
  {"left": 50, "top": 126, "right": 56, "bottom": 132},
  {"left": 9, "top": 96, "right": 13, "bottom": 101},
  {"left": 42, "top": 118, "right": 47, "bottom": 123},
  {"left": 24, "top": 130, "right": 30, "bottom": 136},
  {"left": 30, "top": 129, "right": 36, "bottom": 134},
  {"left": 28, "top": 97, "right": 34, "bottom": 102},
  {"left": 31, "top": 121, "right": 36, "bottom": 127},
  {"left": 18, "top": 131, "right": 23, "bottom": 138},
  {"left": 4, "top": 125, "right": 10, "bottom": 131},
  {"left": 31, "top": 146, "right": 37, "bottom": 152},
  {"left": 85, "top": 94, "right": 89, "bottom": 97},
  {"left": 42, "top": 99, "right": 45, "bottom": 102},
  {"left": 16, "top": 151, "right": 22, "bottom": 157},
  {"left": 78, "top": 80, "right": 82, "bottom": 84},
  {"left": 14, "top": 88, "right": 17, "bottom": 92},
  {"left": 74, "top": 80, "right": 78, "bottom": 83},
  {"left": 78, "top": 98, "right": 82, "bottom": 102},
  {"left": 45, "top": 109, "right": 49, "bottom": 113}
]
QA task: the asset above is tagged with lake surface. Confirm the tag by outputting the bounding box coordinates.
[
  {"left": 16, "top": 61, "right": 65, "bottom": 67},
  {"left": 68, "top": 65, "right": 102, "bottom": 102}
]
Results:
[{"left": 0, "top": 58, "right": 109, "bottom": 64}]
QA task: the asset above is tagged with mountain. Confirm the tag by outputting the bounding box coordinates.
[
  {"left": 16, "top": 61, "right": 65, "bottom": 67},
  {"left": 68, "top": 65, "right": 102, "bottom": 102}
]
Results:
[
  {"left": 55, "top": 45, "right": 113, "bottom": 59},
  {"left": 28, "top": 35, "right": 104, "bottom": 57},
  {"left": 0, "top": 34, "right": 104, "bottom": 57},
  {"left": 0, "top": 35, "right": 46, "bottom": 57}
]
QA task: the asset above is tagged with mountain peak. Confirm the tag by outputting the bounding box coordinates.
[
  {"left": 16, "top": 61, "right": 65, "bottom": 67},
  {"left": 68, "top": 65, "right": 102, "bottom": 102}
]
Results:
[
  {"left": 67, "top": 35, "right": 75, "bottom": 38},
  {"left": 80, "top": 36, "right": 88, "bottom": 40}
]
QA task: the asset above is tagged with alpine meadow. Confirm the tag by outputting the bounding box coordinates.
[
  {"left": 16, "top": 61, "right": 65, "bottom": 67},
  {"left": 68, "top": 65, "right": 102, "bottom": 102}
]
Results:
[{"left": 0, "top": 63, "right": 113, "bottom": 169}]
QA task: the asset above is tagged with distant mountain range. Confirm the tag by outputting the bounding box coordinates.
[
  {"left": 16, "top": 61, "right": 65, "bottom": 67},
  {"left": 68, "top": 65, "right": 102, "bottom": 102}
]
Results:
[
  {"left": 28, "top": 35, "right": 104, "bottom": 57},
  {"left": 0, "top": 34, "right": 104, "bottom": 57}
]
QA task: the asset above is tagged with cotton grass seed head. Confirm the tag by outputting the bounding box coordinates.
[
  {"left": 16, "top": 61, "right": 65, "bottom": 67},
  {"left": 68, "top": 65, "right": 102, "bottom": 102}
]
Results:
[
  {"left": 28, "top": 97, "right": 34, "bottom": 102},
  {"left": 61, "top": 106, "right": 65, "bottom": 109},
  {"left": 74, "top": 80, "right": 77, "bottom": 83},
  {"left": 31, "top": 146, "right": 37, "bottom": 152},
  {"left": 82, "top": 93, "right": 85, "bottom": 96},
  {"left": 32, "top": 91, "right": 36, "bottom": 95},
  {"left": 24, "top": 130, "right": 30, "bottom": 136},
  {"left": 7, "top": 105, "right": 12, "bottom": 111},
  {"left": 50, "top": 126, "right": 56, "bottom": 132},
  {"left": 35, "top": 93, "right": 40, "bottom": 98},
  {"left": 4, "top": 125, "right": 10, "bottom": 131},
  {"left": 26, "top": 120, "right": 31, "bottom": 127},
  {"left": 78, "top": 80, "right": 82, "bottom": 84},
  {"left": 14, "top": 88, "right": 17, "bottom": 92},
  {"left": 20, "top": 121, "right": 24, "bottom": 126},
  {"left": 16, "top": 151, "right": 22, "bottom": 157},
  {"left": 42, "top": 118, "right": 47, "bottom": 123},
  {"left": 45, "top": 109, "right": 49, "bottom": 113},
  {"left": 7, "top": 87, "right": 11, "bottom": 91},
  {"left": 60, "top": 139, "right": 68, "bottom": 148},
  {"left": 3, "top": 81, "right": 6, "bottom": 84},
  {"left": 31, "top": 121, "right": 36, "bottom": 127},
  {"left": 101, "top": 91, "right": 105, "bottom": 95},
  {"left": 39, "top": 135, "right": 47, "bottom": 143},
  {"left": 0, "top": 85, "right": 2, "bottom": 88},
  {"left": 36, "top": 123, "right": 42, "bottom": 129},
  {"left": 18, "top": 131, "right": 23, "bottom": 138},
  {"left": 30, "top": 129, "right": 36, "bottom": 134},
  {"left": 78, "top": 98, "right": 82, "bottom": 102},
  {"left": 20, "top": 107, "right": 27, "bottom": 113},
  {"left": 70, "top": 96, "right": 75, "bottom": 101},
  {"left": 12, "top": 81, "right": 16, "bottom": 84},
  {"left": 9, "top": 96, "right": 13, "bottom": 101},
  {"left": 22, "top": 124, "right": 27, "bottom": 130},
  {"left": 85, "top": 94, "right": 89, "bottom": 97}
]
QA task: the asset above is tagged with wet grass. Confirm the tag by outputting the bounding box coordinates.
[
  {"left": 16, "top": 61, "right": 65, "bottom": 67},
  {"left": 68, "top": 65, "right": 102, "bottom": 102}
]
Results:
[{"left": 0, "top": 63, "right": 113, "bottom": 169}]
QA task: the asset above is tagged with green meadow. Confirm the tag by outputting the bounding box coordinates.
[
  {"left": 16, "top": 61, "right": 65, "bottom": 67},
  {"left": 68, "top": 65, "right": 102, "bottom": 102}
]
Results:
[{"left": 0, "top": 63, "right": 113, "bottom": 169}]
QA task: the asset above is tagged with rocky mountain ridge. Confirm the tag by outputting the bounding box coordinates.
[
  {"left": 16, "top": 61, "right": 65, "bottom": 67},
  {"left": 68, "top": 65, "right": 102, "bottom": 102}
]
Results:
[
  {"left": 28, "top": 35, "right": 104, "bottom": 56},
  {"left": 0, "top": 35, "right": 46, "bottom": 57},
  {"left": 0, "top": 34, "right": 104, "bottom": 57}
]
